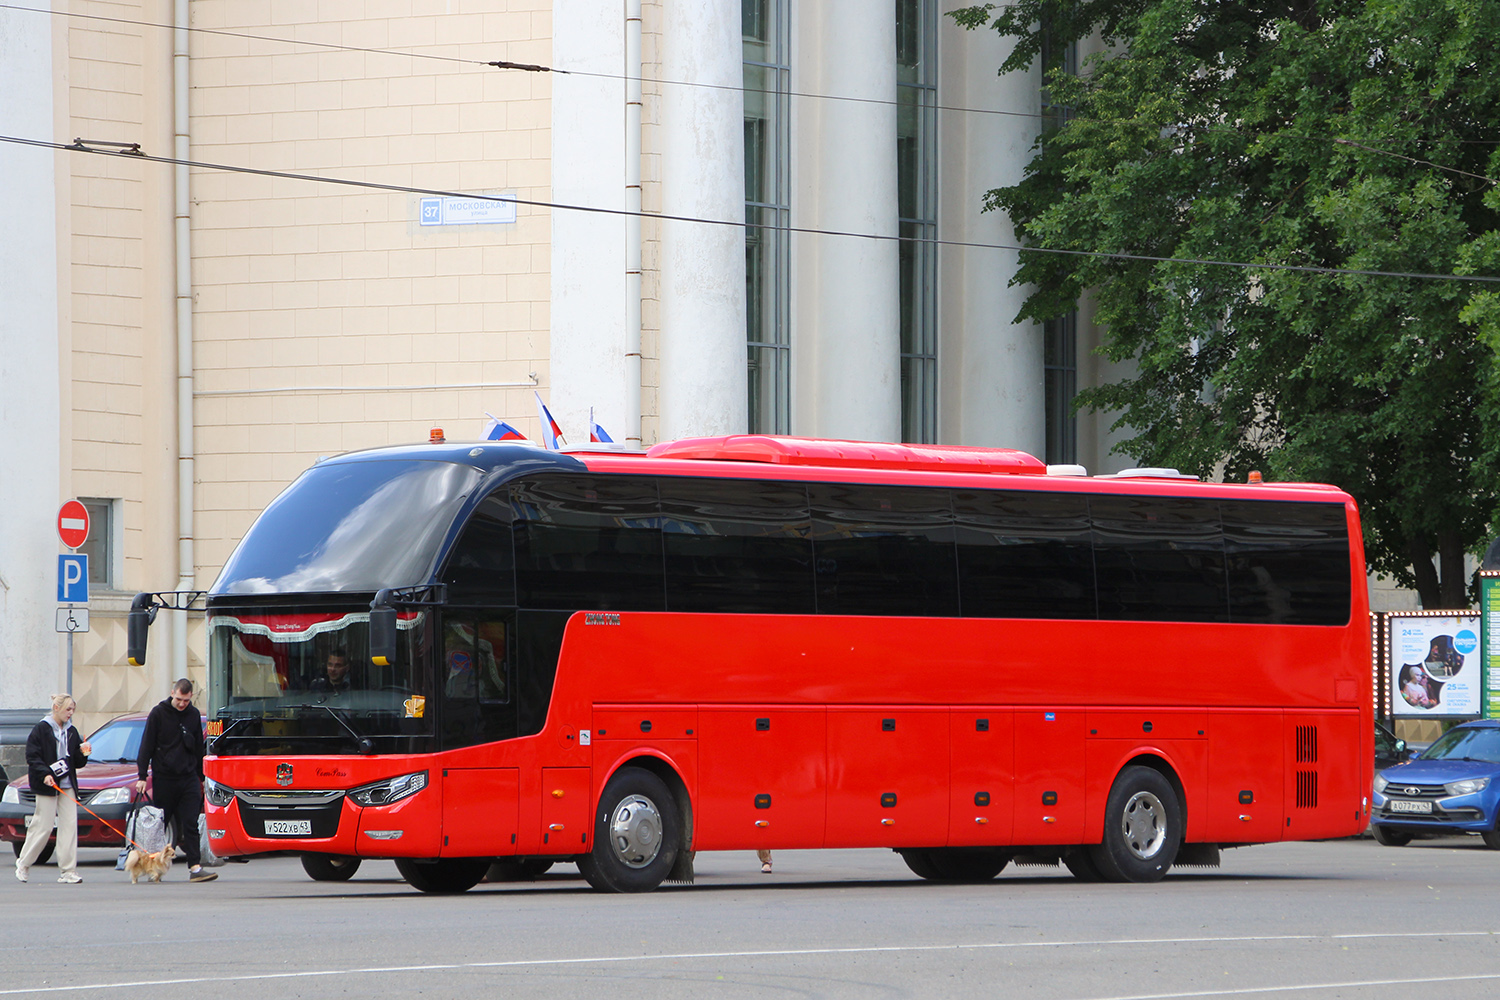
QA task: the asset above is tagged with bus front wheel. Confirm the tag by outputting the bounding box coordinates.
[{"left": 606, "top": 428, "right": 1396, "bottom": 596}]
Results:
[
  {"left": 579, "top": 767, "right": 681, "bottom": 893},
  {"left": 1089, "top": 766, "right": 1181, "bottom": 883},
  {"left": 301, "top": 853, "right": 362, "bottom": 881},
  {"left": 395, "top": 857, "right": 489, "bottom": 893}
]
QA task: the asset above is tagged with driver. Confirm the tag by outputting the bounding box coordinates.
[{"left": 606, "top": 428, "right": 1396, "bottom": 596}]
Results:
[{"left": 310, "top": 649, "right": 353, "bottom": 694}]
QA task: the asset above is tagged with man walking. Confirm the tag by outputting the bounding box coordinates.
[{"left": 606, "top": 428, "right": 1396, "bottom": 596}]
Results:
[{"left": 136, "top": 678, "right": 218, "bottom": 882}]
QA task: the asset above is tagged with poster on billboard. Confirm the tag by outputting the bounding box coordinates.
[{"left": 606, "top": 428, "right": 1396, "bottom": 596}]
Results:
[
  {"left": 1388, "top": 612, "right": 1482, "bottom": 718},
  {"left": 1483, "top": 575, "right": 1500, "bottom": 719}
]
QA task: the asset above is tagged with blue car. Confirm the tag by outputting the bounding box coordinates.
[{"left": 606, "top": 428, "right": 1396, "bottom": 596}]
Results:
[{"left": 1371, "top": 720, "right": 1500, "bottom": 848}]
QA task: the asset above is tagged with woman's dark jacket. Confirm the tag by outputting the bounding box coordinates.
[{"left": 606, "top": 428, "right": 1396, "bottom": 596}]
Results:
[{"left": 25, "top": 719, "right": 89, "bottom": 798}]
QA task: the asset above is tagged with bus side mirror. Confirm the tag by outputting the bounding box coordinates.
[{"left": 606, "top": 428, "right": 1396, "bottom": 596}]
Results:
[
  {"left": 127, "top": 593, "right": 157, "bottom": 666},
  {"left": 370, "top": 596, "right": 397, "bottom": 667}
]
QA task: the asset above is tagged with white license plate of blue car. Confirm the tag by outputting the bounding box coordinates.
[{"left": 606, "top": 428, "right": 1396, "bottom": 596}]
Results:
[{"left": 1388, "top": 800, "right": 1432, "bottom": 814}]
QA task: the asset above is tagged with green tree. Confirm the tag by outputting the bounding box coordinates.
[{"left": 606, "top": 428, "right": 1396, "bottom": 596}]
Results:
[{"left": 953, "top": 0, "right": 1500, "bottom": 608}]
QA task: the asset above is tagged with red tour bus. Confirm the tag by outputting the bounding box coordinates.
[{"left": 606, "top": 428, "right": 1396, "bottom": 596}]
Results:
[{"left": 132, "top": 435, "right": 1370, "bottom": 893}]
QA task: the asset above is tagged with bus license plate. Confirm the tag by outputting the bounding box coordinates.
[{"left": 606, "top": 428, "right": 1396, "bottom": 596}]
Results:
[
  {"left": 265, "top": 819, "right": 312, "bottom": 836},
  {"left": 1388, "top": 800, "right": 1431, "bottom": 814}
]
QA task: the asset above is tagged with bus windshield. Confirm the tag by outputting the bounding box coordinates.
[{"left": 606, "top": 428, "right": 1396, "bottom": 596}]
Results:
[
  {"left": 212, "top": 459, "right": 482, "bottom": 595},
  {"left": 207, "top": 607, "right": 434, "bottom": 754}
]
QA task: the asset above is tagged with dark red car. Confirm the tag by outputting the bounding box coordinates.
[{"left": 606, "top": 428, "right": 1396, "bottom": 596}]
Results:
[{"left": 0, "top": 713, "right": 155, "bottom": 862}]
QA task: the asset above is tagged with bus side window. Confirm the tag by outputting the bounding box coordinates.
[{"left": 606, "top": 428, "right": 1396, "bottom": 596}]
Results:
[
  {"left": 660, "top": 478, "right": 814, "bottom": 614},
  {"left": 954, "top": 490, "right": 1095, "bottom": 620},
  {"left": 809, "top": 483, "right": 958, "bottom": 617},
  {"left": 511, "top": 475, "right": 665, "bottom": 611},
  {"left": 1221, "top": 500, "right": 1350, "bottom": 626},
  {"left": 442, "top": 494, "right": 516, "bottom": 606},
  {"left": 1091, "top": 495, "right": 1229, "bottom": 623}
]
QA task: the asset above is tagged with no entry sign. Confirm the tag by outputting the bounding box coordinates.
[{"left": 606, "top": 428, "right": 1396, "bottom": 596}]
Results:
[{"left": 57, "top": 499, "right": 90, "bottom": 550}]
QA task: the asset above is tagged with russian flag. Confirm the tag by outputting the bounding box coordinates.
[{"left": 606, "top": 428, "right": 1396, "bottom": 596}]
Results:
[
  {"left": 534, "top": 391, "right": 566, "bottom": 450},
  {"left": 590, "top": 409, "right": 614, "bottom": 444},
  {"left": 482, "top": 413, "right": 527, "bottom": 441}
]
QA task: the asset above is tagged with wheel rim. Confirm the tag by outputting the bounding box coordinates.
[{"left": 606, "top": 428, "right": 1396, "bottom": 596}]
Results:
[
  {"left": 608, "top": 793, "right": 663, "bottom": 869},
  {"left": 1120, "top": 790, "right": 1168, "bottom": 860}
]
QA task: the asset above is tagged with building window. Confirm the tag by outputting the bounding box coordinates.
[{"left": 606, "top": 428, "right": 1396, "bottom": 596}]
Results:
[
  {"left": 744, "top": 0, "right": 791, "bottom": 434},
  {"left": 897, "top": 0, "right": 937, "bottom": 443},
  {"left": 76, "top": 498, "right": 119, "bottom": 589},
  {"left": 1040, "top": 24, "right": 1078, "bottom": 465},
  {"left": 1043, "top": 313, "right": 1077, "bottom": 465}
]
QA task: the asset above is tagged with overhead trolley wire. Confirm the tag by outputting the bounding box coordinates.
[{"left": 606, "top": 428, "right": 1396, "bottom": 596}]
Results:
[{"left": 3, "top": 131, "right": 1497, "bottom": 287}]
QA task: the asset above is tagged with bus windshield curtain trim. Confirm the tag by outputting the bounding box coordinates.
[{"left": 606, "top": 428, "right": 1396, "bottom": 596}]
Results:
[{"left": 208, "top": 610, "right": 424, "bottom": 642}]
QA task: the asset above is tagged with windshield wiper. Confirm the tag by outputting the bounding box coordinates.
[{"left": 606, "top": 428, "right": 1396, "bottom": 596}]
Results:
[{"left": 309, "top": 705, "right": 375, "bottom": 755}]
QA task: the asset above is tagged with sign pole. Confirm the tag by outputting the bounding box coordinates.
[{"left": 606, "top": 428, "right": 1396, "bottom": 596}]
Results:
[{"left": 66, "top": 629, "right": 73, "bottom": 697}]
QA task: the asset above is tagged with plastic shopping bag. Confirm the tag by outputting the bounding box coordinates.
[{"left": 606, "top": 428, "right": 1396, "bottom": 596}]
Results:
[
  {"left": 198, "top": 814, "right": 224, "bottom": 868},
  {"left": 133, "top": 804, "right": 170, "bottom": 854}
]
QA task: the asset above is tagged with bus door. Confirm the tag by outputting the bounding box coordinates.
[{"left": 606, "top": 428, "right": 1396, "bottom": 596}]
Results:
[
  {"left": 948, "top": 709, "right": 1015, "bottom": 846},
  {"left": 696, "top": 707, "right": 827, "bottom": 850},
  {"left": 825, "top": 707, "right": 949, "bottom": 848}
]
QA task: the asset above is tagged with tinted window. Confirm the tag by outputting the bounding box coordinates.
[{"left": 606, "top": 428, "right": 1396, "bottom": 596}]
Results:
[
  {"left": 516, "top": 610, "right": 569, "bottom": 738},
  {"left": 511, "top": 475, "right": 664, "bottom": 611},
  {"left": 441, "top": 494, "right": 516, "bottom": 605},
  {"left": 214, "top": 460, "right": 481, "bottom": 595},
  {"left": 810, "top": 484, "right": 958, "bottom": 616},
  {"left": 438, "top": 613, "right": 515, "bottom": 749},
  {"left": 1222, "top": 500, "right": 1350, "bottom": 625},
  {"left": 954, "top": 490, "right": 1095, "bottom": 619},
  {"left": 661, "top": 478, "right": 815, "bottom": 614},
  {"left": 1091, "top": 496, "right": 1228, "bottom": 622}
]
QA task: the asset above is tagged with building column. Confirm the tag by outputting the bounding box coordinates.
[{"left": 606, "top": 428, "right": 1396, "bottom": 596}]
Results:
[
  {"left": 936, "top": 18, "right": 1043, "bottom": 454},
  {"left": 0, "top": 5, "right": 63, "bottom": 712},
  {"left": 658, "top": 3, "right": 746, "bottom": 442},
  {"left": 795, "top": 0, "right": 900, "bottom": 443},
  {"left": 551, "top": 1, "right": 627, "bottom": 447}
]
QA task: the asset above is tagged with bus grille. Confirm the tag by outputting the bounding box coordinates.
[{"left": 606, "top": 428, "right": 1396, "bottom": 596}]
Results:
[
  {"left": 1295, "top": 725, "right": 1318, "bottom": 763},
  {"left": 1295, "top": 770, "right": 1318, "bottom": 809}
]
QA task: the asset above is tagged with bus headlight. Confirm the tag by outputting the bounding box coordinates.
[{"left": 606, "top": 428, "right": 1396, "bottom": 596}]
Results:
[
  {"left": 349, "top": 771, "right": 428, "bottom": 808},
  {"left": 1445, "top": 777, "right": 1489, "bottom": 797},
  {"left": 204, "top": 778, "right": 235, "bottom": 808}
]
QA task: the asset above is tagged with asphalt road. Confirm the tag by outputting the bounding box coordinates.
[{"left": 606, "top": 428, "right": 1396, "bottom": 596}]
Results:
[{"left": 2, "top": 836, "right": 1498, "bottom": 999}]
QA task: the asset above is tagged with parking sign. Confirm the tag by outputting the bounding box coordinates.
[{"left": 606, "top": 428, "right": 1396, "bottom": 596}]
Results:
[{"left": 57, "top": 554, "right": 89, "bottom": 604}]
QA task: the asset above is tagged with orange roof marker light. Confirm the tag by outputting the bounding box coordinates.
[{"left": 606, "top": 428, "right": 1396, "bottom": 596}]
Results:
[
  {"left": 429, "top": 428, "right": 446, "bottom": 444},
  {"left": 1248, "top": 470, "right": 1264, "bottom": 484},
  {"left": 647, "top": 435, "right": 1048, "bottom": 475}
]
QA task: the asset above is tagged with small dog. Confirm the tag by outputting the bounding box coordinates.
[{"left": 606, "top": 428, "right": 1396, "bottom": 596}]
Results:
[{"left": 124, "top": 844, "right": 175, "bottom": 883}]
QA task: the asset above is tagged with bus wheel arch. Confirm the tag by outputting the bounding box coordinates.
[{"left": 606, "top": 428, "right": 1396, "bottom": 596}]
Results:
[
  {"left": 580, "top": 760, "right": 687, "bottom": 893},
  {"left": 1089, "top": 759, "right": 1184, "bottom": 883}
]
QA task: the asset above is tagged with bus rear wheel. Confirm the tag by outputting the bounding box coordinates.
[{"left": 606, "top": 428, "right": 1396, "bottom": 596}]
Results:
[
  {"left": 301, "top": 854, "right": 362, "bottom": 881},
  {"left": 579, "top": 767, "right": 681, "bottom": 893},
  {"left": 899, "top": 848, "right": 1009, "bottom": 882},
  {"left": 395, "top": 857, "right": 489, "bottom": 893},
  {"left": 1089, "top": 766, "right": 1181, "bottom": 883}
]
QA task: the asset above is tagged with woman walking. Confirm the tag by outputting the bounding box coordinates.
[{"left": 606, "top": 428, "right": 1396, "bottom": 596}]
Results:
[{"left": 15, "top": 694, "right": 92, "bottom": 884}]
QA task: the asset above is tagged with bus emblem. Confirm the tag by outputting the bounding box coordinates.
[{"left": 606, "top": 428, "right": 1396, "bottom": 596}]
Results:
[
  {"left": 276, "top": 763, "right": 294, "bottom": 787},
  {"left": 584, "top": 613, "right": 621, "bottom": 626}
]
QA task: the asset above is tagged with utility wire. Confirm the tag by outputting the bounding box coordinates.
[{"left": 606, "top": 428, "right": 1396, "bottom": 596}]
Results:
[
  {"left": 7, "top": 0, "right": 1499, "bottom": 163},
  {"left": 6, "top": 132, "right": 1498, "bottom": 286}
]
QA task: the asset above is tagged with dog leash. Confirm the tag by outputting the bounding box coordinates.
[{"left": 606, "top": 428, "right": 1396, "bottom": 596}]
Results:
[{"left": 53, "top": 783, "right": 152, "bottom": 855}]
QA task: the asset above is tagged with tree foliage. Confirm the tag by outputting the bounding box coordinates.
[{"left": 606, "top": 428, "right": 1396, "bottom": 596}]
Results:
[{"left": 954, "top": 0, "right": 1500, "bottom": 608}]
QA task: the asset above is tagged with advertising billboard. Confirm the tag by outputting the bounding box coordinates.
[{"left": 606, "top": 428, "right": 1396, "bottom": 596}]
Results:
[{"left": 1388, "top": 613, "right": 1482, "bottom": 719}]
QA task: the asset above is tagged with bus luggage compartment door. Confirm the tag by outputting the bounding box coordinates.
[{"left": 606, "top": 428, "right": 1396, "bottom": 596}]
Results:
[
  {"left": 1205, "top": 711, "right": 1284, "bottom": 843},
  {"left": 440, "top": 768, "right": 519, "bottom": 857},
  {"left": 540, "top": 767, "right": 592, "bottom": 852},
  {"left": 948, "top": 709, "right": 1015, "bottom": 846},
  {"left": 825, "top": 708, "right": 949, "bottom": 848},
  {"left": 696, "top": 708, "right": 827, "bottom": 850}
]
